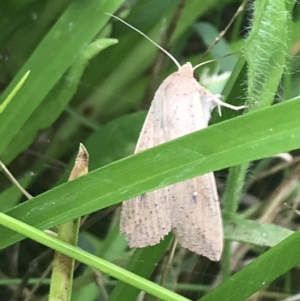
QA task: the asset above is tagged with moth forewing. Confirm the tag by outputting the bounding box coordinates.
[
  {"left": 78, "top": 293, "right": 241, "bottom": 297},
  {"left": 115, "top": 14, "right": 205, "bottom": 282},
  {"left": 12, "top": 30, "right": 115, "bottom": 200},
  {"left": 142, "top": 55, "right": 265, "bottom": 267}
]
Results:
[
  {"left": 120, "top": 64, "right": 197, "bottom": 247},
  {"left": 120, "top": 188, "right": 172, "bottom": 248},
  {"left": 171, "top": 174, "right": 222, "bottom": 261},
  {"left": 120, "top": 86, "right": 172, "bottom": 247}
]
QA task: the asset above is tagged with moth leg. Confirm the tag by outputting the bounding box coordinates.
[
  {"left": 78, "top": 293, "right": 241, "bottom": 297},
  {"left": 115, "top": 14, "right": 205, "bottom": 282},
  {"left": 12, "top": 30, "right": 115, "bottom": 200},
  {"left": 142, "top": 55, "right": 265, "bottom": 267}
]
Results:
[{"left": 211, "top": 93, "right": 248, "bottom": 112}]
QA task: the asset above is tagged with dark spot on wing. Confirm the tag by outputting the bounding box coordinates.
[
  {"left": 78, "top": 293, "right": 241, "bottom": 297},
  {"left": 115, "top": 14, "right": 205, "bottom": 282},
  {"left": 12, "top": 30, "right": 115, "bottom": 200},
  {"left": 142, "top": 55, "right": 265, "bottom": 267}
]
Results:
[{"left": 192, "top": 192, "right": 199, "bottom": 203}]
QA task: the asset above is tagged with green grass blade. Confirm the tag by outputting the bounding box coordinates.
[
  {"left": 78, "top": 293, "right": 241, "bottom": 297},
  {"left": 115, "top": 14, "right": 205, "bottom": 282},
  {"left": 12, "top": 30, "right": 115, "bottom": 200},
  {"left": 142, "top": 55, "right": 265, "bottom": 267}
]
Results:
[
  {"left": 2, "top": 38, "right": 118, "bottom": 164},
  {"left": 108, "top": 236, "right": 172, "bottom": 301},
  {"left": 245, "top": 0, "right": 295, "bottom": 108},
  {"left": 0, "top": 212, "right": 190, "bottom": 301},
  {"left": 221, "top": 0, "right": 296, "bottom": 279},
  {"left": 0, "top": 0, "right": 124, "bottom": 157},
  {"left": 0, "top": 97, "right": 300, "bottom": 248},
  {"left": 199, "top": 229, "right": 300, "bottom": 301},
  {"left": 0, "top": 71, "right": 30, "bottom": 114}
]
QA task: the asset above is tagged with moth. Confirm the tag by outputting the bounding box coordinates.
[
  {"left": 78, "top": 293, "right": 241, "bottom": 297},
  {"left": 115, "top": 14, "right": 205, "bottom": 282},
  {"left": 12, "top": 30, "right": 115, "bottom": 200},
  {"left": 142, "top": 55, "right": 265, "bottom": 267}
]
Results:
[{"left": 108, "top": 14, "right": 246, "bottom": 261}]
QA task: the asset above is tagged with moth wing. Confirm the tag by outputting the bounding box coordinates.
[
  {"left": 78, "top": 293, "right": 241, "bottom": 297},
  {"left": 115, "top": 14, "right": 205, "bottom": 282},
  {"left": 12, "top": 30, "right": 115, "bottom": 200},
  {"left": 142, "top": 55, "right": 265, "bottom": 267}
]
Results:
[
  {"left": 120, "top": 186, "right": 172, "bottom": 247},
  {"left": 120, "top": 83, "right": 172, "bottom": 247},
  {"left": 121, "top": 65, "right": 223, "bottom": 254},
  {"left": 160, "top": 73, "right": 223, "bottom": 261},
  {"left": 171, "top": 174, "right": 223, "bottom": 261}
]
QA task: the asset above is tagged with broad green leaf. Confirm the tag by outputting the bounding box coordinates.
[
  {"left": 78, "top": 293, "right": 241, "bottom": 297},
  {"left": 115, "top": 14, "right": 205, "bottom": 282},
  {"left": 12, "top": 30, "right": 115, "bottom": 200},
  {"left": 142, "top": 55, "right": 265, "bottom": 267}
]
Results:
[
  {"left": 0, "top": 97, "right": 300, "bottom": 249},
  {"left": 224, "top": 214, "right": 293, "bottom": 247}
]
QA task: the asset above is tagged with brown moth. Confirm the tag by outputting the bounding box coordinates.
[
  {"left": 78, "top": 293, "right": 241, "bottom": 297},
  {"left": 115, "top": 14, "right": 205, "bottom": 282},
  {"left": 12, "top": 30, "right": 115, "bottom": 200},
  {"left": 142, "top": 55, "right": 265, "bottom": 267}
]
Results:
[{"left": 108, "top": 14, "right": 246, "bottom": 261}]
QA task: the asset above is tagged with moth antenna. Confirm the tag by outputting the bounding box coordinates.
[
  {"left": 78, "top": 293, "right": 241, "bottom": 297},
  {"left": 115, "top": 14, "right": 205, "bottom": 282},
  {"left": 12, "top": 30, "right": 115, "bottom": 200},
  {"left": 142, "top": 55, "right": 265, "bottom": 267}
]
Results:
[
  {"left": 193, "top": 59, "right": 217, "bottom": 71},
  {"left": 106, "top": 13, "right": 181, "bottom": 69}
]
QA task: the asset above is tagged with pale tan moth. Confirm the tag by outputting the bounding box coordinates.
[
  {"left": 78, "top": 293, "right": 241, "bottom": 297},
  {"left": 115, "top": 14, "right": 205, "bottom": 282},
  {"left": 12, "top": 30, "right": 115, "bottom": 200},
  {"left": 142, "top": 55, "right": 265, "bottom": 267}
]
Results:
[{"left": 107, "top": 14, "right": 246, "bottom": 261}]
